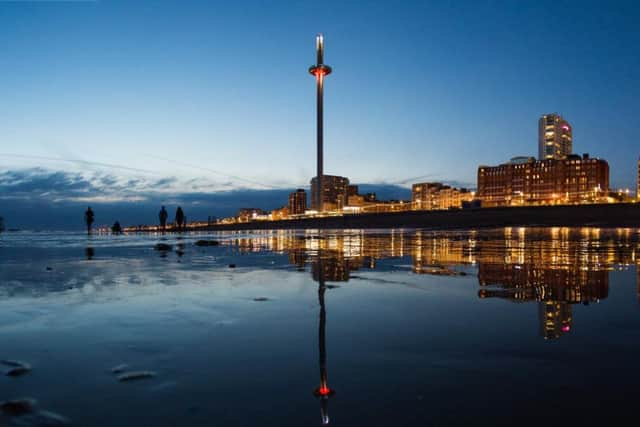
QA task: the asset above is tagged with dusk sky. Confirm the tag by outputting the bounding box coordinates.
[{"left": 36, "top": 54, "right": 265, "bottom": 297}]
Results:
[{"left": 1, "top": 0, "right": 639, "bottom": 226}]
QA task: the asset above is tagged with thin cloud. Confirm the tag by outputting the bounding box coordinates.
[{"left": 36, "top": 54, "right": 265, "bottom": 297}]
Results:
[
  {"left": 0, "top": 167, "right": 241, "bottom": 203},
  {"left": 0, "top": 153, "right": 154, "bottom": 175}
]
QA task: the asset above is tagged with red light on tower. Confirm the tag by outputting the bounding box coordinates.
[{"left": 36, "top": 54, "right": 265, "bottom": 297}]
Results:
[
  {"left": 314, "top": 385, "right": 335, "bottom": 397},
  {"left": 312, "top": 255, "right": 335, "bottom": 425}
]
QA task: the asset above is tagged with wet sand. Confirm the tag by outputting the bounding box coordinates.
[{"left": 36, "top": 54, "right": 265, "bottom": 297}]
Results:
[{"left": 1, "top": 228, "right": 640, "bottom": 426}]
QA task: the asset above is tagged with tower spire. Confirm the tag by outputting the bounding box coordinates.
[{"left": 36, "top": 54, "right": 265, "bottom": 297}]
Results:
[{"left": 309, "top": 34, "right": 332, "bottom": 212}]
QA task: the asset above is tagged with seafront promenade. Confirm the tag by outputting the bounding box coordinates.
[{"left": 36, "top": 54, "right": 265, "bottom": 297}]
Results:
[{"left": 177, "top": 203, "right": 640, "bottom": 231}]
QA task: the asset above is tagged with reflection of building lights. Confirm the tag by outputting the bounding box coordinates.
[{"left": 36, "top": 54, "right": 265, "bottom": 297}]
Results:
[{"left": 202, "top": 228, "right": 640, "bottom": 341}]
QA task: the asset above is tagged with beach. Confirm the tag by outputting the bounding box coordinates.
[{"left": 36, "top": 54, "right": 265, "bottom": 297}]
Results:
[{"left": 1, "top": 228, "right": 640, "bottom": 426}]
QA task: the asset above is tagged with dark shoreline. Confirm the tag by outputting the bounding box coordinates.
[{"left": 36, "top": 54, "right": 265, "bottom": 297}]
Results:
[{"left": 145, "top": 203, "right": 640, "bottom": 232}]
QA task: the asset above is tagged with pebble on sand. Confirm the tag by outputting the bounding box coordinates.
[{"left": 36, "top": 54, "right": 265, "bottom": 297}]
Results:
[
  {"left": 10, "top": 410, "right": 71, "bottom": 426},
  {"left": 253, "top": 297, "right": 269, "bottom": 302},
  {"left": 0, "top": 398, "right": 37, "bottom": 416},
  {"left": 110, "top": 364, "right": 129, "bottom": 374},
  {"left": 117, "top": 371, "right": 157, "bottom": 382},
  {"left": 1, "top": 360, "right": 31, "bottom": 369},
  {"left": 194, "top": 240, "right": 220, "bottom": 247},
  {"left": 5, "top": 366, "right": 31, "bottom": 377},
  {"left": 228, "top": 264, "right": 236, "bottom": 268}
]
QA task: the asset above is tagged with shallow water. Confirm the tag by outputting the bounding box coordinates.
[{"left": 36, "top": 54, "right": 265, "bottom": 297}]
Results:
[{"left": 1, "top": 228, "right": 639, "bottom": 426}]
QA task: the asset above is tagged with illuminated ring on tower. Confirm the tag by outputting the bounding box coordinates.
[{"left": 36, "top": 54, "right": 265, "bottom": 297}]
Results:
[{"left": 309, "top": 64, "right": 332, "bottom": 77}]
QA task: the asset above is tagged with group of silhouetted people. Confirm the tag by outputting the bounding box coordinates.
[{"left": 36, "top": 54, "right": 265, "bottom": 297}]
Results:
[
  {"left": 159, "top": 205, "right": 186, "bottom": 231},
  {"left": 84, "top": 205, "right": 188, "bottom": 234}
]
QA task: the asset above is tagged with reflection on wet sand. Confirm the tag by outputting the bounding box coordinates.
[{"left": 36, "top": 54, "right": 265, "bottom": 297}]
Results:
[
  {"left": 478, "top": 262, "right": 608, "bottom": 339},
  {"left": 311, "top": 254, "right": 339, "bottom": 425},
  {"left": 638, "top": 267, "right": 640, "bottom": 302},
  {"left": 225, "top": 227, "right": 640, "bottom": 340}
]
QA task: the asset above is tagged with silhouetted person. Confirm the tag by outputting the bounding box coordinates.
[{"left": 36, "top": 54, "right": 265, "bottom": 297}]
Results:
[
  {"left": 175, "top": 206, "right": 185, "bottom": 231},
  {"left": 85, "top": 247, "right": 95, "bottom": 260},
  {"left": 159, "top": 206, "right": 168, "bottom": 231},
  {"left": 111, "top": 221, "right": 122, "bottom": 234},
  {"left": 84, "top": 207, "right": 94, "bottom": 235}
]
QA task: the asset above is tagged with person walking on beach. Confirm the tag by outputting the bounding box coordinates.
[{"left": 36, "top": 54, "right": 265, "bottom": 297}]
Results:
[
  {"left": 84, "top": 206, "right": 94, "bottom": 235},
  {"left": 111, "top": 221, "right": 123, "bottom": 234},
  {"left": 159, "top": 206, "right": 168, "bottom": 231},
  {"left": 175, "top": 206, "right": 185, "bottom": 231}
]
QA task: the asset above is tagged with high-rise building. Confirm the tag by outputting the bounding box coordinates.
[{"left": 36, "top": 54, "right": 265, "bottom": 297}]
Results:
[
  {"left": 637, "top": 157, "right": 640, "bottom": 200},
  {"left": 477, "top": 154, "right": 609, "bottom": 207},
  {"left": 288, "top": 189, "right": 307, "bottom": 215},
  {"left": 310, "top": 175, "right": 350, "bottom": 211},
  {"left": 538, "top": 113, "right": 572, "bottom": 160}
]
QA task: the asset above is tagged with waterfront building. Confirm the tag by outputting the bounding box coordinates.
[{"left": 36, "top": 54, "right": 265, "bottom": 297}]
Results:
[
  {"left": 237, "top": 208, "right": 268, "bottom": 222},
  {"left": 637, "top": 157, "right": 640, "bottom": 200},
  {"left": 477, "top": 154, "right": 609, "bottom": 207},
  {"left": 364, "top": 193, "right": 376, "bottom": 202},
  {"left": 288, "top": 189, "right": 307, "bottom": 215},
  {"left": 538, "top": 113, "right": 572, "bottom": 160},
  {"left": 347, "top": 194, "right": 367, "bottom": 207},
  {"left": 271, "top": 206, "right": 289, "bottom": 221},
  {"left": 358, "top": 200, "right": 410, "bottom": 213},
  {"left": 411, "top": 182, "right": 474, "bottom": 210},
  {"left": 346, "top": 193, "right": 378, "bottom": 208},
  {"left": 310, "top": 175, "right": 350, "bottom": 211}
]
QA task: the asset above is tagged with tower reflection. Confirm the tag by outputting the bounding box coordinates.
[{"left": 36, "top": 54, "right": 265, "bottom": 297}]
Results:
[
  {"left": 311, "top": 251, "right": 345, "bottom": 425},
  {"left": 637, "top": 263, "right": 640, "bottom": 303}
]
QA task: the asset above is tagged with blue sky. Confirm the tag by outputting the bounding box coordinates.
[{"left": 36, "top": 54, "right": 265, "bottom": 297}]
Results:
[{"left": 1, "top": 0, "right": 639, "bottom": 227}]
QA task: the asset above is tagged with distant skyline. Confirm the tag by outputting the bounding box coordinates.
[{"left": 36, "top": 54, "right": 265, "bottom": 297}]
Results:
[{"left": 1, "top": 0, "right": 639, "bottom": 227}]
